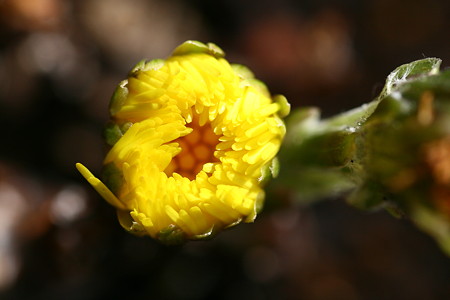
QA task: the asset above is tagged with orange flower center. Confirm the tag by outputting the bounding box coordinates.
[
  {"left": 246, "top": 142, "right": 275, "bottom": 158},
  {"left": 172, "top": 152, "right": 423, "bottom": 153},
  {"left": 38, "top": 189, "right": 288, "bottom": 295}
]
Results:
[{"left": 165, "top": 119, "right": 220, "bottom": 180}]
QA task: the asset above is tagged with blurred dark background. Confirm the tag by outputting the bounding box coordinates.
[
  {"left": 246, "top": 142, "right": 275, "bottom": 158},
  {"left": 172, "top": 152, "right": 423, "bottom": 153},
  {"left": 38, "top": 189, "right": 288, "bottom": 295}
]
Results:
[{"left": 0, "top": 0, "right": 449, "bottom": 299}]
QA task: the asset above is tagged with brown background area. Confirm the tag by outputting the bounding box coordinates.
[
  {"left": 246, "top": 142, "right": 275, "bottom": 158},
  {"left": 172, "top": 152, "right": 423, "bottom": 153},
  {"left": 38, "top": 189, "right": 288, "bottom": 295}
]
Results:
[{"left": 0, "top": 0, "right": 449, "bottom": 299}]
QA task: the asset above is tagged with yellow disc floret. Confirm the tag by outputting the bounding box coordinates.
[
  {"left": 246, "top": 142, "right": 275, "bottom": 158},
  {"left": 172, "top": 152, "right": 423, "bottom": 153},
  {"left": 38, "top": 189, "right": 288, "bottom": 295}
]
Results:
[{"left": 77, "top": 41, "right": 289, "bottom": 244}]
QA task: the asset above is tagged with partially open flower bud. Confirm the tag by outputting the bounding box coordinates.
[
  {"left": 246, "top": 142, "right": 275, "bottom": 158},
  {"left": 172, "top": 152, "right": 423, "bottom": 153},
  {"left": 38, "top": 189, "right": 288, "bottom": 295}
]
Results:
[{"left": 77, "top": 41, "right": 289, "bottom": 244}]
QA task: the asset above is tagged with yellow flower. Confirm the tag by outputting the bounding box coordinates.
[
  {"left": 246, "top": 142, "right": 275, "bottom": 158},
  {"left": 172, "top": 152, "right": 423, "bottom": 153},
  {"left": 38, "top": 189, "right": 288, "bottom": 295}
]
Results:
[{"left": 77, "top": 41, "right": 289, "bottom": 244}]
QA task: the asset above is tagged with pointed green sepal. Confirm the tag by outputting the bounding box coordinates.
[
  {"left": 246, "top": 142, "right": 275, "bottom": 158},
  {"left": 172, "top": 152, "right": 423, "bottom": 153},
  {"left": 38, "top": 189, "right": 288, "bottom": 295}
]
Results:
[
  {"left": 157, "top": 224, "right": 187, "bottom": 245},
  {"left": 101, "top": 162, "right": 124, "bottom": 196},
  {"left": 129, "top": 59, "right": 165, "bottom": 77},
  {"left": 117, "top": 210, "right": 147, "bottom": 236},
  {"left": 104, "top": 122, "right": 133, "bottom": 147},
  {"left": 109, "top": 80, "right": 129, "bottom": 116},
  {"left": 172, "top": 40, "right": 225, "bottom": 58}
]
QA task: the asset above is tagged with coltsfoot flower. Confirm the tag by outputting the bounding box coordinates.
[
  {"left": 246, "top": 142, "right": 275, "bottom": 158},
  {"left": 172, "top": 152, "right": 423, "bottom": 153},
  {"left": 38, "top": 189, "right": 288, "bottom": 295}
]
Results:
[{"left": 77, "top": 41, "right": 289, "bottom": 244}]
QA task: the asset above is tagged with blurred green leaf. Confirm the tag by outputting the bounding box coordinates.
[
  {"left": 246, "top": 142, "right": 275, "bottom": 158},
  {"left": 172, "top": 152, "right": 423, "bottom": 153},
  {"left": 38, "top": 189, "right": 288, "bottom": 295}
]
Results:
[{"left": 379, "top": 57, "right": 442, "bottom": 100}]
